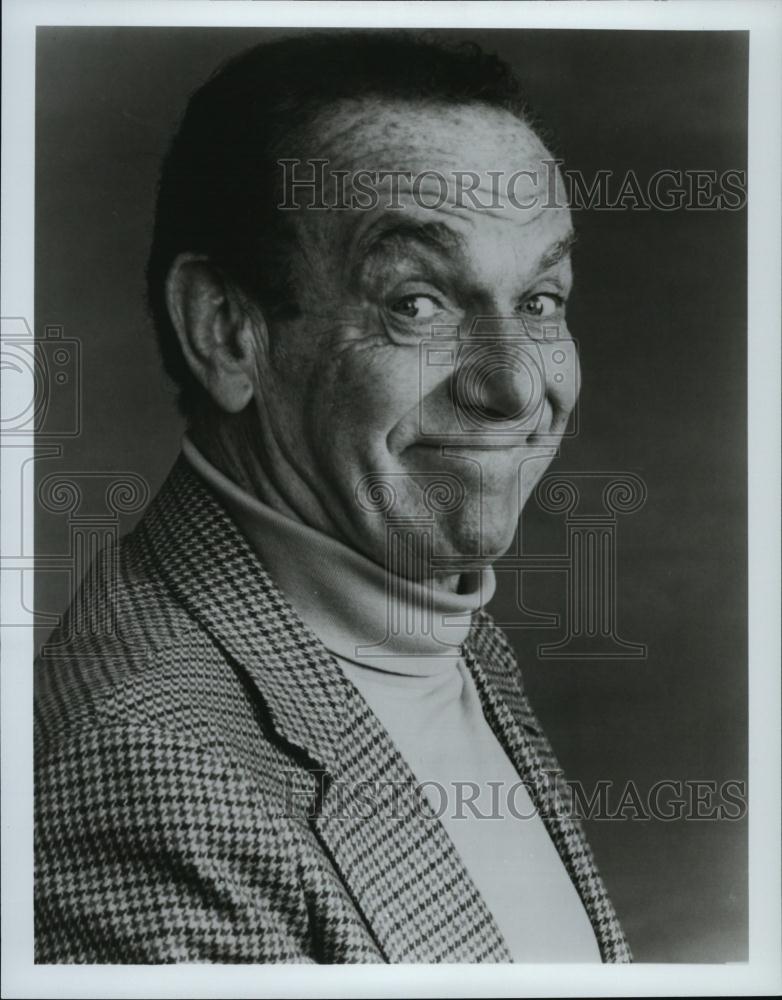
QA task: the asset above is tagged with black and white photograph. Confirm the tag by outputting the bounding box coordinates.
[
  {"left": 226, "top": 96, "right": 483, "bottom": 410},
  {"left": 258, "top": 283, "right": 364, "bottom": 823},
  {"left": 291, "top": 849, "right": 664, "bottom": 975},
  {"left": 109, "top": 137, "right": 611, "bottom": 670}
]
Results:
[{"left": 1, "top": 1, "right": 780, "bottom": 997}]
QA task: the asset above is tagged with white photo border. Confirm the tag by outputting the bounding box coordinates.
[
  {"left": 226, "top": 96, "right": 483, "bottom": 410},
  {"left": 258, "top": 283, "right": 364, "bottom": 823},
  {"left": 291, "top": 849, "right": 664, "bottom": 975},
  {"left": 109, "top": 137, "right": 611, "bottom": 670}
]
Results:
[{"left": 2, "top": 1, "right": 780, "bottom": 997}]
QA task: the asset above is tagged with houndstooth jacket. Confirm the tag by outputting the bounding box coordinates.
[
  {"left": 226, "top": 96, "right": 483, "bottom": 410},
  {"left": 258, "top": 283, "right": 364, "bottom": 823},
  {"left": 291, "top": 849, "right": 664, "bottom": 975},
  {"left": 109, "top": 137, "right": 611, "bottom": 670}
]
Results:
[{"left": 34, "top": 455, "right": 632, "bottom": 964}]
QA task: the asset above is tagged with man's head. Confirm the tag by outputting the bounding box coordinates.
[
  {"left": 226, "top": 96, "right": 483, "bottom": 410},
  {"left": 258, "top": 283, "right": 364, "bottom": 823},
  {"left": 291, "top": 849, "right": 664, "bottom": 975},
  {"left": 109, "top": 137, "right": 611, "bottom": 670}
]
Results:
[{"left": 148, "top": 32, "right": 579, "bottom": 583}]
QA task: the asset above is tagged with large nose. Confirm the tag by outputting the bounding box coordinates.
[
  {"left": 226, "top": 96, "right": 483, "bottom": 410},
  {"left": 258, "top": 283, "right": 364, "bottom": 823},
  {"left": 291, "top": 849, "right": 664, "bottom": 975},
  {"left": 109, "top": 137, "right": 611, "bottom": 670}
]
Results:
[{"left": 452, "top": 318, "right": 580, "bottom": 439}]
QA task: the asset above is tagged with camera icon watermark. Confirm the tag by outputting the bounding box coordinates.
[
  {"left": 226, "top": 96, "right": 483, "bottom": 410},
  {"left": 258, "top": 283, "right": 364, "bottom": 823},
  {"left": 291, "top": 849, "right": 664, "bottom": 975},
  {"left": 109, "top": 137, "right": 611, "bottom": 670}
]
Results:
[
  {"left": 417, "top": 315, "right": 579, "bottom": 442},
  {"left": 1, "top": 317, "right": 81, "bottom": 437}
]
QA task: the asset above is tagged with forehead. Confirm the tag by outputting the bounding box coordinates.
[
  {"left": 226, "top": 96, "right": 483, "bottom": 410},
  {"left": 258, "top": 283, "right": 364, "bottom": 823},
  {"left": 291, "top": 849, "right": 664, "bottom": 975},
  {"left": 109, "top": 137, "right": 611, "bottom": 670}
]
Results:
[
  {"left": 285, "top": 98, "right": 572, "bottom": 268},
  {"left": 305, "top": 98, "right": 548, "bottom": 173}
]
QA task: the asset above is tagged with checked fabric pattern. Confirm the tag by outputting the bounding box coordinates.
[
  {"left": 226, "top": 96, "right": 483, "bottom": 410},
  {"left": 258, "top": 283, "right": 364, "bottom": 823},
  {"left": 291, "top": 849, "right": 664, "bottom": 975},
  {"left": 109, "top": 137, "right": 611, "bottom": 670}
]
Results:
[{"left": 34, "top": 456, "right": 632, "bottom": 964}]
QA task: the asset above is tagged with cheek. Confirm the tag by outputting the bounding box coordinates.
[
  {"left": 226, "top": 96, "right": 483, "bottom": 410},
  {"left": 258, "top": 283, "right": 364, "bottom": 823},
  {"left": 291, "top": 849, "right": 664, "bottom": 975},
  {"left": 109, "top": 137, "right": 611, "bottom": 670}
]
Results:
[
  {"left": 519, "top": 451, "right": 557, "bottom": 501},
  {"left": 312, "top": 341, "right": 424, "bottom": 447},
  {"left": 536, "top": 325, "right": 581, "bottom": 417}
]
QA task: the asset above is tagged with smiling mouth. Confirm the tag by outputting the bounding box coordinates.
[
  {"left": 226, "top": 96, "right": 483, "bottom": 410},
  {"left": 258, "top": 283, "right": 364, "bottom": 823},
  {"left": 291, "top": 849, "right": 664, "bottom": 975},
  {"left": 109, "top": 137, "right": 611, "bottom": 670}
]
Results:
[{"left": 410, "top": 440, "right": 535, "bottom": 451}]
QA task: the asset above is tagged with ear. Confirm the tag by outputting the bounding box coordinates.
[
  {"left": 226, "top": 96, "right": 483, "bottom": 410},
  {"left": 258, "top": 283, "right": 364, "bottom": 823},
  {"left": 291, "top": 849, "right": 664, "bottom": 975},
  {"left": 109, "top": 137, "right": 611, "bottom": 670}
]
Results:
[{"left": 165, "top": 253, "right": 265, "bottom": 414}]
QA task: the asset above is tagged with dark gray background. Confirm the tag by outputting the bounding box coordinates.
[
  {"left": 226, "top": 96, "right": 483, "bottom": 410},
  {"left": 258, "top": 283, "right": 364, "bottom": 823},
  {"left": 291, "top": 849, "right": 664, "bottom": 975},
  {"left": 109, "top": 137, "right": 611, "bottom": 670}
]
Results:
[{"left": 35, "top": 27, "right": 748, "bottom": 962}]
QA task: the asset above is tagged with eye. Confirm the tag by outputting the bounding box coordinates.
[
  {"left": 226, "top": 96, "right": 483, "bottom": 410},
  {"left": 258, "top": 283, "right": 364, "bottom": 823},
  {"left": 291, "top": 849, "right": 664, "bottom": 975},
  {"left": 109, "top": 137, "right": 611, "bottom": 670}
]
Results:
[
  {"left": 390, "top": 294, "right": 443, "bottom": 320},
  {"left": 519, "top": 293, "right": 562, "bottom": 318}
]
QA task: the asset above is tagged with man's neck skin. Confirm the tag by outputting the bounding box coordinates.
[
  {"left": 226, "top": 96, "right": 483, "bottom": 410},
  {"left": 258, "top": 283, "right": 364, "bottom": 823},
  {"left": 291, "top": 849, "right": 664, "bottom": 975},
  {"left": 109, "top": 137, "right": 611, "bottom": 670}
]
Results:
[
  {"left": 188, "top": 413, "right": 467, "bottom": 595},
  {"left": 189, "top": 409, "right": 307, "bottom": 526}
]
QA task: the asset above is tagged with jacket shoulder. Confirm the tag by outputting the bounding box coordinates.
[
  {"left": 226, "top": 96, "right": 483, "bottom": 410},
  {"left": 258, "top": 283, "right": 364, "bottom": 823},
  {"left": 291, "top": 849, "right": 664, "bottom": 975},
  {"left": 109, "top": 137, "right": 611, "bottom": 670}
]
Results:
[{"left": 34, "top": 515, "right": 287, "bottom": 795}]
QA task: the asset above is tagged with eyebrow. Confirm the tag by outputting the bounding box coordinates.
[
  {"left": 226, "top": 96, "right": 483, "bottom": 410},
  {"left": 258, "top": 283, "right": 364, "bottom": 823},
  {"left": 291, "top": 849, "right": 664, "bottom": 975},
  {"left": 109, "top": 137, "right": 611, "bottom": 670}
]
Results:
[
  {"left": 358, "top": 219, "right": 577, "bottom": 273},
  {"left": 359, "top": 220, "right": 466, "bottom": 261},
  {"left": 536, "top": 230, "right": 577, "bottom": 272}
]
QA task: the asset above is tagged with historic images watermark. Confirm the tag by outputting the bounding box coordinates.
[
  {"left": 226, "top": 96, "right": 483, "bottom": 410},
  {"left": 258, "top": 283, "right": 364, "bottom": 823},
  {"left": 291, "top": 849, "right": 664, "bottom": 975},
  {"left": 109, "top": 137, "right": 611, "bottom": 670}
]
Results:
[
  {"left": 278, "top": 158, "right": 747, "bottom": 212},
  {"left": 283, "top": 770, "right": 748, "bottom": 822}
]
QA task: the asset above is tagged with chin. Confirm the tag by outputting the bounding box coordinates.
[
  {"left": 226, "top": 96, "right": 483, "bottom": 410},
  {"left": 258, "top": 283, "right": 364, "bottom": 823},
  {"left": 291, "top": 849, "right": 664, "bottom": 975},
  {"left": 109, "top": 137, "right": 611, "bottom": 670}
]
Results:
[{"left": 435, "top": 510, "right": 519, "bottom": 567}]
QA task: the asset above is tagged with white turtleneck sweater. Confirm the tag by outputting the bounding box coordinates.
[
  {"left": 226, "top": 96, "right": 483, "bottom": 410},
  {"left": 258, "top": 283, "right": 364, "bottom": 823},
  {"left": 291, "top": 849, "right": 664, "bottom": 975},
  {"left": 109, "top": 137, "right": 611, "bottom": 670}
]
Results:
[{"left": 182, "top": 437, "right": 600, "bottom": 963}]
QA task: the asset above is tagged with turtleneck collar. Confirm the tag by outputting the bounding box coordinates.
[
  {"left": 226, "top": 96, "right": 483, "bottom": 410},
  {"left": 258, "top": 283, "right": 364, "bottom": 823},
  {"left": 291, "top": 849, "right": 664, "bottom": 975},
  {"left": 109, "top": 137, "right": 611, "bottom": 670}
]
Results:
[{"left": 181, "top": 436, "right": 496, "bottom": 677}]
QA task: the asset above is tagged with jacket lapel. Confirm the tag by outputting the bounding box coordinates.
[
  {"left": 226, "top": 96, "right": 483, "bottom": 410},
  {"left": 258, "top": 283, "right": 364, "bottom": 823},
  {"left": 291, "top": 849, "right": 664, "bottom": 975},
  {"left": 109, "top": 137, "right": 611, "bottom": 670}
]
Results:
[
  {"left": 135, "top": 457, "right": 511, "bottom": 963},
  {"left": 464, "top": 616, "right": 632, "bottom": 963},
  {"left": 310, "top": 697, "right": 512, "bottom": 962}
]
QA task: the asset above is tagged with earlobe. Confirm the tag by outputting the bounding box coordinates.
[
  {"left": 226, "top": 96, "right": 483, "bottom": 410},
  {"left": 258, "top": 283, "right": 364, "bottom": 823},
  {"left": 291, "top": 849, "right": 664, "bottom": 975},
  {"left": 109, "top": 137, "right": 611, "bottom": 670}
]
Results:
[{"left": 165, "top": 253, "right": 263, "bottom": 414}]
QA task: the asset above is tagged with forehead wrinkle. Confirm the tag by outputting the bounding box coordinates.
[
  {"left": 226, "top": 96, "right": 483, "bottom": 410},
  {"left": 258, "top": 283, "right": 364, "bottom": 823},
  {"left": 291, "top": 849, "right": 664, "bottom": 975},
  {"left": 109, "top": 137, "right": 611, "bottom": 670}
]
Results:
[{"left": 430, "top": 199, "right": 548, "bottom": 228}]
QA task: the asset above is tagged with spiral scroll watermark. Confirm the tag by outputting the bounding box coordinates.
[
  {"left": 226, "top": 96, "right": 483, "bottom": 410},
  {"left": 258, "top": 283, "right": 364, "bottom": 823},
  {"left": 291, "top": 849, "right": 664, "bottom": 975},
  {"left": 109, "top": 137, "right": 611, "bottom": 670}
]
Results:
[
  {"left": 485, "top": 471, "right": 648, "bottom": 659},
  {"left": 36, "top": 471, "right": 150, "bottom": 654}
]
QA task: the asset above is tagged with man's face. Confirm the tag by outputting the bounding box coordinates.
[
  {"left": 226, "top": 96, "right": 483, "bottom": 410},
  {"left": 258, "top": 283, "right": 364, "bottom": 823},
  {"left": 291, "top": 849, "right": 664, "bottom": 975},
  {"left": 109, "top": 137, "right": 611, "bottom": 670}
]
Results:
[{"left": 250, "top": 101, "right": 579, "bottom": 580}]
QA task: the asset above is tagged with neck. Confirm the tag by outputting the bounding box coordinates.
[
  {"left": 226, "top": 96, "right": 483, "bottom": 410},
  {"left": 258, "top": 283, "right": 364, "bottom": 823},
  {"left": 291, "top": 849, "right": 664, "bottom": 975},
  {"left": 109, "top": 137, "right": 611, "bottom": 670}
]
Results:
[
  {"left": 181, "top": 434, "right": 498, "bottom": 668},
  {"left": 187, "top": 419, "right": 482, "bottom": 597},
  {"left": 189, "top": 408, "right": 324, "bottom": 528}
]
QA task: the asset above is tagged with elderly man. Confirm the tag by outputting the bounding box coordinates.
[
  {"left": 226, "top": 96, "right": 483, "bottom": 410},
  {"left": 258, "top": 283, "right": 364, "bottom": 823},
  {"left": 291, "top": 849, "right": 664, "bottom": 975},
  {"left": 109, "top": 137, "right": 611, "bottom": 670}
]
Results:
[{"left": 34, "top": 32, "right": 630, "bottom": 964}]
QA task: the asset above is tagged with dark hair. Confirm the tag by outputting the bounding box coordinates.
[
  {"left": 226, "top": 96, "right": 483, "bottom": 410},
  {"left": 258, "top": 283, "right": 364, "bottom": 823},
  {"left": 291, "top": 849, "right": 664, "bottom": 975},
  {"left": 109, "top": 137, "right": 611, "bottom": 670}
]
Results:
[{"left": 146, "top": 30, "right": 532, "bottom": 417}]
